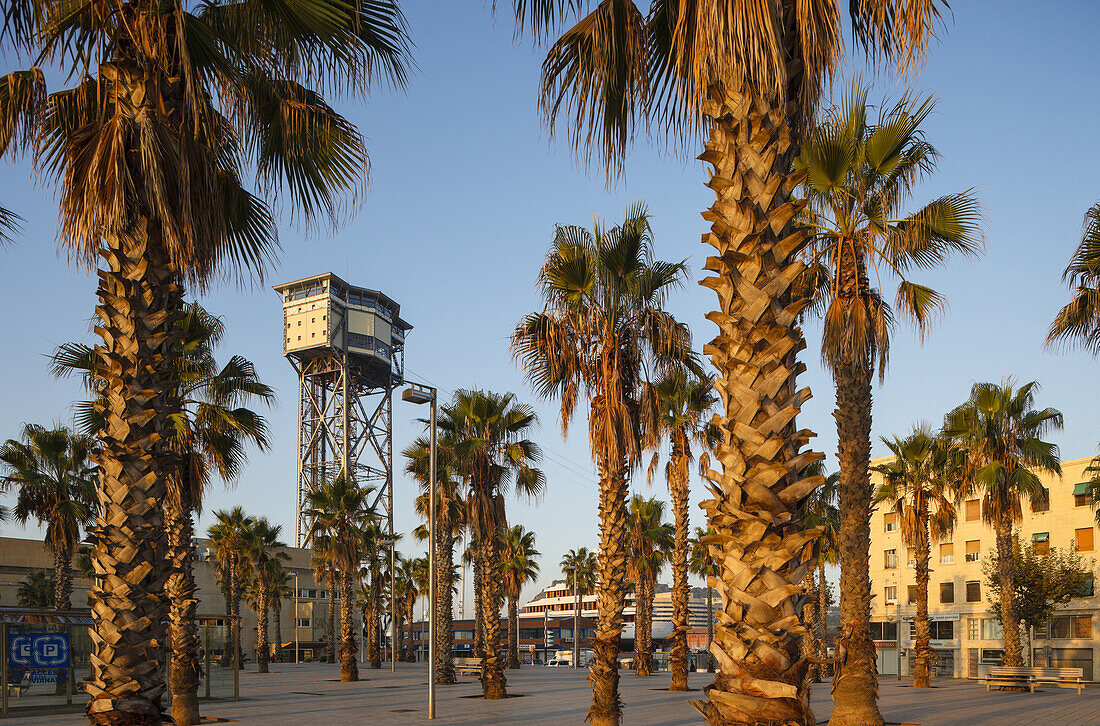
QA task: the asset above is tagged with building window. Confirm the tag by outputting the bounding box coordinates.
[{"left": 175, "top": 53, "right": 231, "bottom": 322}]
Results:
[
  {"left": 452, "top": 630, "right": 475, "bottom": 640},
  {"left": 982, "top": 619, "right": 1003, "bottom": 640},
  {"left": 965, "top": 540, "right": 980, "bottom": 562},
  {"left": 884, "top": 549, "right": 898, "bottom": 569},
  {"left": 1073, "top": 482, "right": 1091, "bottom": 507},
  {"left": 1032, "top": 487, "right": 1050, "bottom": 512},
  {"left": 967, "top": 617, "right": 979, "bottom": 640},
  {"left": 1049, "top": 615, "right": 1092, "bottom": 639},
  {"left": 980, "top": 649, "right": 1004, "bottom": 665},
  {"left": 295, "top": 618, "right": 311, "bottom": 628},
  {"left": 966, "top": 581, "right": 981, "bottom": 602},
  {"left": 965, "top": 499, "right": 980, "bottom": 521},
  {"left": 907, "top": 585, "right": 918, "bottom": 605},
  {"left": 1032, "top": 531, "right": 1050, "bottom": 555},
  {"left": 1079, "top": 575, "right": 1095, "bottom": 598},
  {"left": 869, "top": 621, "right": 898, "bottom": 641},
  {"left": 907, "top": 548, "right": 916, "bottom": 567},
  {"left": 940, "top": 582, "right": 955, "bottom": 604},
  {"left": 884, "top": 586, "right": 897, "bottom": 604},
  {"left": 930, "top": 620, "right": 954, "bottom": 640},
  {"left": 884, "top": 512, "right": 897, "bottom": 532},
  {"left": 940, "top": 543, "right": 954, "bottom": 565},
  {"left": 297, "top": 320, "right": 301, "bottom": 326},
  {"left": 1075, "top": 527, "right": 1094, "bottom": 552}
]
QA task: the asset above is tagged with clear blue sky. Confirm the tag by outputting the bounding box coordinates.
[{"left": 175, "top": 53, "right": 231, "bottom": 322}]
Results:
[{"left": 2, "top": 2, "right": 1098, "bottom": 611}]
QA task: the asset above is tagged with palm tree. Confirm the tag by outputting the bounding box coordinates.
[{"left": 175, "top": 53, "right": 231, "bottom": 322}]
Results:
[
  {"left": 560, "top": 547, "right": 598, "bottom": 612},
  {"left": 805, "top": 470, "right": 840, "bottom": 678},
  {"left": 268, "top": 564, "right": 294, "bottom": 664},
  {"left": 53, "top": 302, "right": 273, "bottom": 724},
  {"left": 1049, "top": 203, "right": 1100, "bottom": 353},
  {"left": 943, "top": 381, "right": 1062, "bottom": 669},
  {"left": 389, "top": 557, "right": 415, "bottom": 663},
  {"left": 627, "top": 495, "right": 672, "bottom": 677},
  {"left": 513, "top": 205, "right": 694, "bottom": 723},
  {"left": 646, "top": 368, "right": 716, "bottom": 689},
  {"left": 795, "top": 83, "right": 981, "bottom": 716},
  {"left": 305, "top": 473, "right": 380, "bottom": 682},
  {"left": 1, "top": 424, "right": 97, "bottom": 610},
  {"left": 1, "top": 3, "right": 409, "bottom": 720},
  {"left": 17, "top": 569, "right": 55, "bottom": 608},
  {"left": 405, "top": 556, "right": 428, "bottom": 661},
  {"left": 510, "top": 2, "right": 955, "bottom": 722},
  {"left": 499, "top": 525, "right": 541, "bottom": 669},
  {"left": 873, "top": 427, "right": 958, "bottom": 687},
  {"left": 405, "top": 428, "right": 465, "bottom": 684},
  {"left": 208, "top": 507, "right": 254, "bottom": 667},
  {"left": 243, "top": 518, "right": 288, "bottom": 674},
  {"left": 435, "top": 389, "right": 545, "bottom": 699},
  {"left": 361, "top": 521, "right": 387, "bottom": 669},
  {"left": 688, "top": 527, "right": 717, "bottom": 674},
  {"left": 310, "top": 537, "right": 340, "bottom": 665}
]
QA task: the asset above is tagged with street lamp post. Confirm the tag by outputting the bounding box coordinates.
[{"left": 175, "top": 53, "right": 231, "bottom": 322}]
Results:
[{"left": 403, "top": 383, "right": 437, "bottom": 719}]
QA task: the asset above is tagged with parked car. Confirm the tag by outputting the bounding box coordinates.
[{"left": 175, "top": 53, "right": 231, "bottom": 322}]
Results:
[{"left": 545, "top": 659, "right": 571, "bottom": 667}]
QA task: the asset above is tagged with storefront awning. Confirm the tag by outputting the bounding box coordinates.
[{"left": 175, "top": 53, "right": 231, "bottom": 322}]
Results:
[
  {"left": 1032, "top": 532, "right": 1049, "bottom": 543},
  {"left": 1072, "top": 482, "right": 1091, "bottom": 496}
]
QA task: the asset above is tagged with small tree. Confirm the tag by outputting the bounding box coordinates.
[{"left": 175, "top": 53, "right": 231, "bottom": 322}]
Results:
[{"left": 983, "top": 538, "right": 1096, "bottom": 662}]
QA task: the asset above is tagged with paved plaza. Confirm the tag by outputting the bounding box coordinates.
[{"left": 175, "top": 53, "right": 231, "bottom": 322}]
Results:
[{"left": 14, "top": 663, "right": 1100, "bottom": 725}]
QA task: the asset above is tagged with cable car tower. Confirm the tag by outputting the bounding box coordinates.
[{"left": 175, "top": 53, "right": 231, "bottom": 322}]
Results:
[{"left": 275, "top": 273, "right": 412, "bottom": 547}]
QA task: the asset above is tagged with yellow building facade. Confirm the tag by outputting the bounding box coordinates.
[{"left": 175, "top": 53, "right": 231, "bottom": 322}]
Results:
[{"left": 868, "top": 455, "right": 1099, "bottom": 680}]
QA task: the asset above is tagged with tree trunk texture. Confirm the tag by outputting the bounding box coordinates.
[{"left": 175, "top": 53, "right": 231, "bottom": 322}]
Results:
[
  {"left": 508, "top": 596, "right": 521, "bottom": 669},
  {"left": 256, "top": 584, "right": 270, "bottom": 674},
  {"left": 589, "top": 455, "right": 628, "bottom": 726},
  {"left": 996, "top": 513, "right": 1023, "bottom": 668},
  {"left": 370, "top": 563, "right": 382, "bottom": 669},
  {"left": 327, "top": 571, "right": 337, "bottom": 664},
  {"left": 669, "top": 430, "right": 691, "bottom": 691},
  {"left": 829, "top": 361, "right": 883, "bottom": 726},
  {"left": 912, "top": 505, "right": 933, "bottom": 688},
  {"left": 436, "top": 524, "right": 457, "bottom": 684},
  {"left": 801, "top": 571, "right": 819, "bottom": 684},
  {"left": 273, "top": 602, "right": 282, "bottom": 663},
  {"left": 166, "top": 505, "right": 200, "bottom": 725},
  {"left": 85, "top": 226, "right": 180, "bottom": 726},
  {"left": 473, "top": 554, "right": 486, "bottom": 661},
  {"left": 694, "top": 84, "right": 821, "bottom": 726},
  {"left": 706, "top": 587, "right": 715, "bottom": 673},
  {"left": 817, "top": 561, "right": 828, "bottom": 673},
  {"left": 477, "top": 545, "right": 508, "bottom": 699},
  {"left": 406, "top": 603, "right": 415, "bottom": 662},
  {"left": 634, "top": 576, "right": 653, "bottom": 676},
  {"left": 339, "top": 571, "right": 359, "bottom": 682},
  {"left": 54, "top": 549, "right": 73, "bottom": 611},
  {"left": 231, "top": 560, "right": 243, "bottom": 669}
]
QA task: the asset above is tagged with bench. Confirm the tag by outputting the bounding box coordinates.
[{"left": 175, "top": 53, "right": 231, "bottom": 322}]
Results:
[
  {"left": 454, "top": 657, "right": 483, "bottom": 676},
  {"left": 983, "top": 666, "right": 1087, "bottom": 694}
]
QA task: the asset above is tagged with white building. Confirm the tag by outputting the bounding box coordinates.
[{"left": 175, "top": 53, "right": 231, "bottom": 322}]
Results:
[
  {"left": 868, "top": 455, "right": 1099, "bottom": 680},
  {"left": 520, "top": 579, "right": 713, "bottom": 630}
]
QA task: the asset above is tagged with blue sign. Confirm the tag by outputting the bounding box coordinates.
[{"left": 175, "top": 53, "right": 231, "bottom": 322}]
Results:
[{"left": 8, "top": 632, "right": 71, "bottom": 669}]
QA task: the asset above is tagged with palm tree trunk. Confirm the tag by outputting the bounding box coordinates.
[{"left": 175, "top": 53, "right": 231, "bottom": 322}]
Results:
[
  {"left": 913, "top": 509, "right": 933, "bottom": 688},
  {"left": 473, "top": 554, "right": 485, "bottom": 661},
  {"left": 477, "top": 545, "right": 507, "bottom": 699},
  {"left": 85, "top": 227, "right": 179, "bottom": 726},
  {"left": 695, "top": 84, "right": 819, "bottom": 726},
  {"left": 231, "top": 561, "right": 244, "bottom": 669},
  {"left": 370, "top": 562, "right": 382, "bottom": 669},
  {"left": 817, "top": 561, "right": 828, "bottom": 670},
  {"left": 437, "top": 523, "right": 457, "bottom": 684},
  {"left": 829, "top": 360, "right": 883, "bottom": 726},
  {"left": 996, "top": 513, "right": 1023, "bottom": 668},
  {"left": 257, "top": 584, "right": 270, "bottom": 674},
  {"left": 634, "top": 577, "right": 653, "bottom": 676},
  {"left": 706, "top": 586, "right": 715, "bottom": 673},
  {"left": 54, "top": 548, "right": 72, "bottom": 611},
  {"left": 166, "top": 505, "right": 200, "bottom": 725},
  {"left": 802, "top": 571, "right": 820, "bottom": 684},
  {"left": 339, "top": 571, "right": 359, "bottom": 681},
  {"left": 272, "top": 600, "right": 282, "bottom": 663},
  {"left": 406, "top": 602, "right": 415, "bottom": 662},
  {"left": 589, "top": 456, "right": 628, "bottom": 726},
  {"left": 669, "top": 434, "right": 690, "bottom": 691},
  {"left": 327, "top": 571, "right": 337, "bottom": 664},
  {"left": 507, "top": 596, "right": 520, "bottom": 669}
]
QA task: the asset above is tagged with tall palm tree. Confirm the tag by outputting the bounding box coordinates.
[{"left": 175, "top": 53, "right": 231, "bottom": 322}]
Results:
[
  {"left": 1, "top": 424, "right": 97, "bottom": 610},
  {"left": 208, "top": 507, "right": 254, "bottom": 667},
  {"left": 436, "top": 389, "right": 545, "bottom": 699},
  {"left": 54, "top": 302, "right": 273, "bottom": 725},
  {"left": 646, "top": 368, "right": 716, "bottom": 690},
  {"left": 16, "top": 569, "right": 54, "bottom": 607},
  {"left": 560, "top": 547, "right": 598, "bottom": 612},
  {"left": 873, "top": 427, "right": 958, "bottom": 687},
  {"left": 498, "top": 524, "right": 541, "bottom": 669},
  {"left": 305, "top": 473, "right": 379, "bottom": 682},
  {"left": 310, "top": 537, "right": 340, "bottom": 665},
  {"left": 688, "top": 526, "right": 718, "bottom": 674},
  {"left": 943, "top": 381, "right": 1062, "bottom": 669},
  {"left": 268, "top": 564, "right": 294, "bottom": 664},
  {"left": 0, "top": 3, "right": 409, "bottom": 721},
  {"left": 804, "top": 470, "right": 839, "bottom": 678},
  {"left": 510, "top": 2, "right": 954, "bottom": 722},
  {"left": 243, "top": 518, "right": 288, "bottom": 674},
  {"left": 405, "top": 555, "right": 428, "bottom": 661},
  {"left": 627, "top": 495, "right": 672, "bottom": 677},
  {"left": 513, "top": 205, "right": 693, "bottom": 723},
  {"left": 361, "top": 520, "right": 387, "bottom": 669},
  {"left": 796, "top": 83, "right": 981, "bottom": 717},
  {"left": 405, "top": 428, "right": 465, "bottom": 683},
  {"left": 1049, "top": 203, "right": 1100, "bottom": 354}
]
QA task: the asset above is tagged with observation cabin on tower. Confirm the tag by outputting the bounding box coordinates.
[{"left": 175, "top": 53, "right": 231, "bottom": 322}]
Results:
[{"left": 274, "top": 272, "right": 412, "bottom": 547}]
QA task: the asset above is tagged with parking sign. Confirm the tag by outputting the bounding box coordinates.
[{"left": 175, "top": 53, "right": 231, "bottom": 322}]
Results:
[{"left": 8, "top": 632, "right": 71, "bottom": 669}]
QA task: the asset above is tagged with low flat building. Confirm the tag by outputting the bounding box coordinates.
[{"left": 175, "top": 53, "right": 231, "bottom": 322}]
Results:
[{"left": 867, "top": 455, "right": 1100, "bottom": 680}]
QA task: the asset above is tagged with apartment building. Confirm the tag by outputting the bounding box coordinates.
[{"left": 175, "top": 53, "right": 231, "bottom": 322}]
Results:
[{"left": 868, "top": 455, "right": 1099, "bottom": 680}]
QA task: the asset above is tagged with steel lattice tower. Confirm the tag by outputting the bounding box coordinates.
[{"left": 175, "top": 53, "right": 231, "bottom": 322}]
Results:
[{"left": 274, "top": 273, "right": 410, "bottom": 547}]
